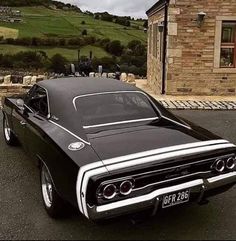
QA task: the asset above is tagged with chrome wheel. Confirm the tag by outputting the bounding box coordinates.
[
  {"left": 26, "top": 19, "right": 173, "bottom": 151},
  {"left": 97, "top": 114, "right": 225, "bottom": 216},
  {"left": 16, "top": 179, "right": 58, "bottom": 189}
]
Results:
[
  {"left": 41, "top": 165, "right": 53, "bottom": 208},
  {"left": 4, "top": 118, "right": 11, "bottom": 142}
]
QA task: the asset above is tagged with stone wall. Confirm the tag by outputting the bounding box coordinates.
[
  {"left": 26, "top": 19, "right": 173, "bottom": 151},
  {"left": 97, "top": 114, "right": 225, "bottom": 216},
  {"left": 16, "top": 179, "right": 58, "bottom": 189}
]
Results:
[
  {"left": 147, "top": 0, "right": 236, "bottom": 96},
  {"left": 0, "top": 73, "right": 47, "bottom": 105},
  {"left": 0, "top": 84, "right": 31, "bottom": 105}
]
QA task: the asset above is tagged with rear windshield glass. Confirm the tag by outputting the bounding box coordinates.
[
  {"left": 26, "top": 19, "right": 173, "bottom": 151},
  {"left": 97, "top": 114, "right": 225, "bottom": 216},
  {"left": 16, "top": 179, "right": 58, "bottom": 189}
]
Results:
[{"left": 74, "top": 92, "right": 159, "bottom": 127}]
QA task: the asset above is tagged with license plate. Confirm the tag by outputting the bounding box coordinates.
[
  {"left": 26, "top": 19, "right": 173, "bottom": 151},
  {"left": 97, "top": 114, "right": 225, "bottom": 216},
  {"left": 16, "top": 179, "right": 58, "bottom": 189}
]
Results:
[{"left": 162, "top": 189, "right": 190, "bottom": 209}]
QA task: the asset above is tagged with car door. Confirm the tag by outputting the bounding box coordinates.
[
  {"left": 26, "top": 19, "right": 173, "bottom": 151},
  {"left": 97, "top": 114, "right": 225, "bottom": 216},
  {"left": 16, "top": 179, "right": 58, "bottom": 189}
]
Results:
[
  {"left": 11, "top": 86, "right": 37, "bottom": 148},
  {"left": 23, "top": 86, "right": 49, "bottom": 157}
]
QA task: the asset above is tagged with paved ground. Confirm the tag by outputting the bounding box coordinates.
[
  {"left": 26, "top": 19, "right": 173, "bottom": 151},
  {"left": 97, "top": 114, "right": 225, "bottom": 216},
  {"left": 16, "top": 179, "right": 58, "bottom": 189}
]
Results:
[
  {"left": 0, "top": 110, "right": 236, "bottom": 240},
  {"left": 135, "top": 79, "right": 236, "bottom": 110}
]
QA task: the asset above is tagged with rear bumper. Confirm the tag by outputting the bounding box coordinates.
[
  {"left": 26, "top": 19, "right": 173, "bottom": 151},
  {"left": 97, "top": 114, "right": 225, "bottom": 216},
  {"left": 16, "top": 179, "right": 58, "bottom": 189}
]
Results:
[{"left": 87, "top": 172, "right": 236, "bottom": 220}]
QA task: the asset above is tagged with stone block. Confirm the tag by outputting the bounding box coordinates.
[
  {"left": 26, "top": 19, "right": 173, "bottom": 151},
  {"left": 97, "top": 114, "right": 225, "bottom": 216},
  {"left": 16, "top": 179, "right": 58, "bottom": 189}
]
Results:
[
  {"left": 127, "top": 73, "right": 135, "bottom": 83},
  {"left": 168, "top": 22, "right": 178, "bottom": 36},
  {"left": 95, "top": 73, "right": 102, "bottom": 78},
  {"left": 4, "top": 75, "right": 11, "bottom": 85},
  {"left": 168, "top": 49, "right": 182, "bottom": 58},
  {"left": 102, "top": 73, "right": 108, "bottom": 78},
  {"left": 31, "top": 76, "right": 37, "bottom": 85},
  {"left": 89, "top": 72, "right": 95, "bottom": 77},
  {"left": 23, "top": 76, "right": 32, "bottom": 85},
  {"left": 108, "top": 73, "right": 115, "bottom": 78},
  {"left": 169, "top": 8, "right": 180, "bottom": 15},
  {"left": 120, "top": 73, "right": 127, "bottom": 82}
]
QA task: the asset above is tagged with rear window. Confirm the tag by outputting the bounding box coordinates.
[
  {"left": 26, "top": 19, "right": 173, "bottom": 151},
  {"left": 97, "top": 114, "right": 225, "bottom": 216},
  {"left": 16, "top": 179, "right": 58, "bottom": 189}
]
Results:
[{"left": 74, "top": 92, "right": 159, "bottom": 127}]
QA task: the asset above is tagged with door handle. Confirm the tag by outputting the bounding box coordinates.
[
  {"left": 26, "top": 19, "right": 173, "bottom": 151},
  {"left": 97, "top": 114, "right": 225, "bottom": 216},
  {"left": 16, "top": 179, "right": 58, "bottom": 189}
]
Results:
[{"left": 20, "top": 120, "right": 27, "bottom": 126}]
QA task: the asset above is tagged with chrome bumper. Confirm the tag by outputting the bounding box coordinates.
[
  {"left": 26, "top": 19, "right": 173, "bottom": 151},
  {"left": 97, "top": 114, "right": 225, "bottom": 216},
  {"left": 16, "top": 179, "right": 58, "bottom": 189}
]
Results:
[{"left": 87, "top": 172, "right": 236, "bottom": 220}]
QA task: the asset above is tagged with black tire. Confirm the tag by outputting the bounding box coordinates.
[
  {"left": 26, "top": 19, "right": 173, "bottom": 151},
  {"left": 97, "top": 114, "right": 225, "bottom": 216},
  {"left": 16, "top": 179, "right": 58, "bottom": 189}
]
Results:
[
  {"left": 3, "top": 115, "right": 18, "bottom": 146},
  {"left": 40, "top": 163, "right": 68, "bottom": 219}
]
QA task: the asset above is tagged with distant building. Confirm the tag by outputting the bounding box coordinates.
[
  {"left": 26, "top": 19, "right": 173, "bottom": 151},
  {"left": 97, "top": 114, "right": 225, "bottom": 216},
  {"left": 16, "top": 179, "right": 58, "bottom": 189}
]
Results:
[
  {"left": 9, "top": 18, "right": 22, "bottom": 23},
  {"left": 0, "top": 6, "right": 22, "bottom": 23},
  {"left": 12, "top": 10, "right": 21, "bottom": 17},
  {"left": 146, "top": 0, "right": 236, "bottom": 96}
]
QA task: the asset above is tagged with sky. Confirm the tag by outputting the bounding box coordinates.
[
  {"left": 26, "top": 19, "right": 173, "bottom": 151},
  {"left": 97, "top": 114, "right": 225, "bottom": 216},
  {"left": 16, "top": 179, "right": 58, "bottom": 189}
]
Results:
[{"left": 61, "top": 0, "right": 157, "bottom": 18}]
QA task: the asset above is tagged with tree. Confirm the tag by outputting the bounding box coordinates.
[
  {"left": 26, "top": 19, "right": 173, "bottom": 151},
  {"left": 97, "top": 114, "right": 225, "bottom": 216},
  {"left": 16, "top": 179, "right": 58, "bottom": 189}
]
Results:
[
  {"left": 107, "top": 40, "right": 124, "bottom": 56},
  {"left": 127, "top": 40, "right": 146, "bottom": 56},
  {"left": 50, "top": 54, "right": 68, "bottom": 73},
  {"left": 143, "top": 20, "right": 148, "bottom": 29},
  {"left": 82, "top": 29, "right": 87, "bottom": 36},
  {"left": 11, "top": 51, "right": 47, "bottom": 69},
  {"left": 92, "top": 56, "right": 117, "bottom": 72},
  {"left": 94, "top": 14, "right": 100, "bottom": 20}
]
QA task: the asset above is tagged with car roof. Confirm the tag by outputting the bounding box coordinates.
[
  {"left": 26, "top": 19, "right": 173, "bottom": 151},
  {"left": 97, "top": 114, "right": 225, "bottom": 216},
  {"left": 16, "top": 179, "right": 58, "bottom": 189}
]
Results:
[
  {"left": 37, "top": 77, "right": 142, "bottom": 141},
  {"left": 38, "top": 77, "right": 138, "bottom": 98}
]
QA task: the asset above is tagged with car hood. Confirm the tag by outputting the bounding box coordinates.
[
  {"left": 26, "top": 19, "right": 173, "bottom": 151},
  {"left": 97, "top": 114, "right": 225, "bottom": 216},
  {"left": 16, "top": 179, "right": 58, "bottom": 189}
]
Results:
[{"left": 88, "top": 123, "right": 216, "bottom": 161}]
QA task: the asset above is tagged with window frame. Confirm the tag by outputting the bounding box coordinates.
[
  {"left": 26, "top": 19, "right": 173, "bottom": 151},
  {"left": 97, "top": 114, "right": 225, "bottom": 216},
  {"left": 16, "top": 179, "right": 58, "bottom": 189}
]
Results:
[
  {"left": 24, "top": 85, "right": 49, "bottom": 118},
  {"left": 214, "top": 16, "right": 236, "bottom": 73},
  {"left": 220, "top": 21, "right": 236, "bottom": 68},
  {"left": 73, "top": 91, "right": 161, "bottom": 128}
]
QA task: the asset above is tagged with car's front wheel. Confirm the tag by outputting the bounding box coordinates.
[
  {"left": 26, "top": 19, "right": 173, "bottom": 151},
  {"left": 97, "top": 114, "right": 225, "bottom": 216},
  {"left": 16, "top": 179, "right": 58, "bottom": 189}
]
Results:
[
  {"left": 3, "top": 115, "right": 18, "bottom": 146},
  {"left": 40, "top": 163, "right": 68, "bottom": 218}
]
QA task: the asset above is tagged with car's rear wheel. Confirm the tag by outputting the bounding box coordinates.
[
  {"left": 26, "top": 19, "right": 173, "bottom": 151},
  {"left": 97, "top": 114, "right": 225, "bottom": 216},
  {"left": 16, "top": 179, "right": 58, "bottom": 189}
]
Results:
[
  {"left": 40, "top": 163, "right": 68, "bottom": 218},
  {"left": 3, "top": 115, "right": 18, "bottom": 146}
]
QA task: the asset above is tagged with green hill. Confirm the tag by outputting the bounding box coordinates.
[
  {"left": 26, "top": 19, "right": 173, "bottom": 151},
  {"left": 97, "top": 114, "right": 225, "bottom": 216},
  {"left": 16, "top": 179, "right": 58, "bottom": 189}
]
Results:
[
  {"left": 0, "top": 6, "right": 146, "bottom": 44},
  {"left": 0, "top": 6, "right": 146, "bottom": 60}
]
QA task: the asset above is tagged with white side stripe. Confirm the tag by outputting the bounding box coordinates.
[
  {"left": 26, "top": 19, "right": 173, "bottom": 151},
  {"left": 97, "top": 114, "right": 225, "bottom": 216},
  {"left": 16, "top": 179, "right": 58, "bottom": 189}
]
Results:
[
  {"left": 106, "top": 143, "right": 235, "bottom": 172},
  {"left": 76, "top": 140, "right": 236, "bottom": 219},
  {"left": 83, "top": 117, "right": 159, "bottom": 129},
  {"left": 103, "top": 140, "right": 229, "bottom": 166},
  {"left": 49, "top": 120, "right": 91, "bottom": 145},
  {"left": 81, "top": 167, "right": 108, "bottom": 218},
  {"left": 76, "top": 162, "right": 105, "bottom": 213}
]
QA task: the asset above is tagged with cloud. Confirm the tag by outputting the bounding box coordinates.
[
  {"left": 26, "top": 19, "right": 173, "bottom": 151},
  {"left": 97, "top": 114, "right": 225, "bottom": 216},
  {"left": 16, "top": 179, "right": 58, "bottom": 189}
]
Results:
[{"left": 61, "top": 0, "right": 157, "bottom": 18}]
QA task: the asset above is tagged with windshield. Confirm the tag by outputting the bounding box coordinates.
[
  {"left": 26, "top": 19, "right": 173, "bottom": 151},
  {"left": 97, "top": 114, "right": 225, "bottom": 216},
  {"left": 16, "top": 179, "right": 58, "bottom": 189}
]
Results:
[{"left": 74, "top": 92, "right": 159, "bottom": 128}]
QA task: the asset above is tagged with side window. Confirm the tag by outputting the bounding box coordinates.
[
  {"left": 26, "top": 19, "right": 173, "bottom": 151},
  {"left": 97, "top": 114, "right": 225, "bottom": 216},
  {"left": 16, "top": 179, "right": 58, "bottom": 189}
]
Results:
[
  {"left": 26, "top": 86, "right": 49, "bottom": 117},
  {"left": 220, "top": 21, "right": 236, "bottom": 68}
]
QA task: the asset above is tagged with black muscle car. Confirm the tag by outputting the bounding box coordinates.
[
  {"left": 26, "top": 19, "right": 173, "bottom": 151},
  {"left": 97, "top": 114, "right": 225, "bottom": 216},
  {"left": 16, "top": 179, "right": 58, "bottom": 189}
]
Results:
[{"left": 2, "top": 77, "right": 236, "bottom": 221}]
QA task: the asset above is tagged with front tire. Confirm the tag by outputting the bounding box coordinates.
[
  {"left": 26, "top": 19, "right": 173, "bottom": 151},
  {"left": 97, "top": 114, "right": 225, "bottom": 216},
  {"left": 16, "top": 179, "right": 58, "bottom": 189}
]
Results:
[
  {"left": 3, "top": 115, "right": 18, "bottom": 146},
  {"left": 40, "top": 163, "right": 68, "bottom": 218}
]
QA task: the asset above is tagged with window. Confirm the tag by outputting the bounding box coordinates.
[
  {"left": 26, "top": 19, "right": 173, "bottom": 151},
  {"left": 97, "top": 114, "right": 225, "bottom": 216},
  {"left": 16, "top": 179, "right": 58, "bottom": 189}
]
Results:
[
  {"left": 74, "top": 92, "right": 159, "bottom": 127},
  {"left": 160, "top": 30, "right": 164, "bottom": 62},
  {"left": 25, "top": 86, "right": 49, "bottom": 117},
  {"left": 149, "top": 25, "right": 153, "bottom": 54},
  {"left": 153, "top": 23, "right": 158, "bottom": 58},
  {"left": 220, "top": 21, "right": 236, "bottom": 68}
]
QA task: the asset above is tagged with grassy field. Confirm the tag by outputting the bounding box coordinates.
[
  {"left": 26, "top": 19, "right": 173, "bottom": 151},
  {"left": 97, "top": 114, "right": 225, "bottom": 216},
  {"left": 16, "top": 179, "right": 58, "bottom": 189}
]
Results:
[
  {"left": 0, "top": 6, "right": 147, "bottom": 45},
  {"left": 0, "top": 44, "right": 111, "bottom": 60},
  {"left": 0, "top": 26, "right": 19, "bottom": 39}
]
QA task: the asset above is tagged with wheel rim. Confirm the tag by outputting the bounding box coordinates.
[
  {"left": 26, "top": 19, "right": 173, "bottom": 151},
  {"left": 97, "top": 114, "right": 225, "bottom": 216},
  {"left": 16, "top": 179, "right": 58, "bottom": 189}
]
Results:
[
  {"left": 4, "top": 118, "right": 11, "bottom": 142},
  {"left": 41, "top": 165, "right": 53, "bottom": 208}
]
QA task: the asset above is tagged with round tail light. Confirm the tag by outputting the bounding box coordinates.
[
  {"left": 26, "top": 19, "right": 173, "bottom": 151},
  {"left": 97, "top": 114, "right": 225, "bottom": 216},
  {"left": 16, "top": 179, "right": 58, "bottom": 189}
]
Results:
[
  {"left": 120, "top": 180, "right": 133, "bottom": 196},
  {"left": 215, "top": 159, "right": 225, "bottom": 173},
  {"left": 226, "top": 157, "right": 236, "bottom": 170},
  {"left": 103, "top": 184, "right": 117, "bottom": 200}
]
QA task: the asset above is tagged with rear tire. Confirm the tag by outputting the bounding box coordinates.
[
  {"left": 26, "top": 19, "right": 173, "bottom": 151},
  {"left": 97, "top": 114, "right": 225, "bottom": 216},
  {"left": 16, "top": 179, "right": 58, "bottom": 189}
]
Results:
[
  {"left": 3, "top": 115, "right": 18, "bottom": 146},
  {"left": 40, "top": 163, "right": 68, "bottom": 219}
]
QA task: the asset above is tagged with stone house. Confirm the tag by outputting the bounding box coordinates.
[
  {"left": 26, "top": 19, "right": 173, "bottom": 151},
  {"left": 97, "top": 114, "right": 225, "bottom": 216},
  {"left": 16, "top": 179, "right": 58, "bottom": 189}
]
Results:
[{"left": 146, "top": 0, "right": 236, "bottom": 95}]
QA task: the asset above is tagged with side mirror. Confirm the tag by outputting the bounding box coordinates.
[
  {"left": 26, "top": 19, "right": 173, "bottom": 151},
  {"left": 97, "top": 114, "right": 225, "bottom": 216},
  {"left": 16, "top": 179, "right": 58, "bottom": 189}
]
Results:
[{"left": 16, "top": 99, "right": 25, "bottom": 110}]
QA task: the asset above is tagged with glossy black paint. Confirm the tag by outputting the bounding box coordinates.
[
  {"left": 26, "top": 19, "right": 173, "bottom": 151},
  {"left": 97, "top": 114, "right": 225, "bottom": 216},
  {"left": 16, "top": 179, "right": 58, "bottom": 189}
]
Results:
[{"left": 2, "top": 77, "right": 236, "bottom": 217}]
